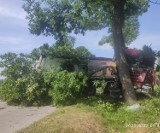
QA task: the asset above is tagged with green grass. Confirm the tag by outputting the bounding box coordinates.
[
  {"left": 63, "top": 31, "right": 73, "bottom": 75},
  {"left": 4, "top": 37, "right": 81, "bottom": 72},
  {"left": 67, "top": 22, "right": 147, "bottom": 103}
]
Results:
[
  {"left": 18, "top": 106, "right": 105, "bottom": 133},
  {"left": 77, "top": 94, "right": 160, "bottom": 133},
  {"left": 18, "top": 94, "right": 160, "bottom": 133}
]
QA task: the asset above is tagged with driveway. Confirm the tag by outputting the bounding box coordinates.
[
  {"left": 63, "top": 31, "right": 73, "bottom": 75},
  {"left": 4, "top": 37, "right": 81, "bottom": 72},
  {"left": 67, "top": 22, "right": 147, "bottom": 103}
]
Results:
[{"left": 0, "top": 100, "right": 56, "bottom": 133}]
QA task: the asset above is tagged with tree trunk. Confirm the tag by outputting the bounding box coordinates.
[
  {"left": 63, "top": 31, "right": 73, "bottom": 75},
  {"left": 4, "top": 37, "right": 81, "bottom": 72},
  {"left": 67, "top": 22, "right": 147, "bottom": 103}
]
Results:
[{"left": 111, "top": 1, "right": 137, "bottom": 105}]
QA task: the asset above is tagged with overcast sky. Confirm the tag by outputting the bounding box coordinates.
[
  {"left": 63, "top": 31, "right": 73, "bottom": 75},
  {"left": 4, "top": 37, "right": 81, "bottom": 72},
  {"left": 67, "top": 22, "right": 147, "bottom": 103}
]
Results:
[{"left": 0, "top": 0, "right": 160, "bottom": 58}]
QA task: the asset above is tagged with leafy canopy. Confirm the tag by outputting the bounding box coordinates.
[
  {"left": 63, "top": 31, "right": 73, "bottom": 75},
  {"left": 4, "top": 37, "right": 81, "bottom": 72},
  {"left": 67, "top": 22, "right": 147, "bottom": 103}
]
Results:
[
  {"left": 23, "top": 0, "right": 148, "bottom": 45},
  {"left": 0, "top": 52, "right": 50, "bottom": 105},
  {"left": 23, "top": 0, "right": 149, "bottom": 104},
  {"left": 0, "top": 53, "right": 33, "bottom": 79},
  {"left": 30, "top": 42, "right": 93, "bottom": 71}
]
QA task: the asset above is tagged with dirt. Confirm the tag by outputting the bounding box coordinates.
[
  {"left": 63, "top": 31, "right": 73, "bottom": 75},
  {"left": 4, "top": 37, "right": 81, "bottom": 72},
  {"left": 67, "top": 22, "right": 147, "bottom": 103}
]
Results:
[
  {"left": 0, "top": 100, "right": 56, "bottom": 133},
  {"left": 127, "top": 127, "right": 150, "bottom": 133}
]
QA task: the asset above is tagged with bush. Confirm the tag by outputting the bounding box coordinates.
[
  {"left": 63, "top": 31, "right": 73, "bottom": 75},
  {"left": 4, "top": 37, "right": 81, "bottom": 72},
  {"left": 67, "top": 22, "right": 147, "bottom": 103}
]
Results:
[
  {"left": 0, "top": 53, "right": 51, "bottom": 106},
  {"left": 0, "top": 70, "right": 50, "bottom": 106},
  {"left": 44, "top": 70, "right": 88, "bottom": 105},
  {"left": 0, "top": 45, "right": 91, "bottom": 106},
  {"left": 0, "top": 78, "right": 19, "bottom": 103},
  {"left": 20, "top": 70, "right": 50, "bottom": 106},
  {"left": 0, "top": 79, "right": 3, "bottom": 85},
  {"left": 93, "top": 80, "right": 107, "bottom": 94}
]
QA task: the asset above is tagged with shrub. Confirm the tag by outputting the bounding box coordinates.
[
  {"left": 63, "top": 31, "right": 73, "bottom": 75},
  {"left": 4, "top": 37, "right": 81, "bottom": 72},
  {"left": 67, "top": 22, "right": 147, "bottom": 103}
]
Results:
[
  {"left": 0, "top": 44, "right": 92, "bottom": 106},
  {"left": 0, "top": 78, "right": 19, "bottom": 103},
  {"left": 0, "top": 79, "right": 3, "bottom": 85},
  {"left": 0, "top": 70, "right": 50, "bottom": 106},
  {"left": 93, "top": 80, "right": 107, "bottom": 94},
  {"left": 43, "top": 70, "right": 88, "bottom": 105},
  {"left": 0, "top": 52, "right": 51, "bottom": 105}
]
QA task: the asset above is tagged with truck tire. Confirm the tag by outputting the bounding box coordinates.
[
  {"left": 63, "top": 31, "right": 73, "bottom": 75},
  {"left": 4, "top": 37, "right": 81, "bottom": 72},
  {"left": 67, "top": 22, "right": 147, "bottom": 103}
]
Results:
[{"left": 107, "top": 82, "right": 122, "bottom": 98}]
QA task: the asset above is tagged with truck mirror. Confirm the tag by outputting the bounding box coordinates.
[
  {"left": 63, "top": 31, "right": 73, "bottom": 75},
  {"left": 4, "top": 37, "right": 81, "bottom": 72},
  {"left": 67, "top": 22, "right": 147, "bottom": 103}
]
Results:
[{"left": 156, "top": 65, "right": 160, "bottom": 72}]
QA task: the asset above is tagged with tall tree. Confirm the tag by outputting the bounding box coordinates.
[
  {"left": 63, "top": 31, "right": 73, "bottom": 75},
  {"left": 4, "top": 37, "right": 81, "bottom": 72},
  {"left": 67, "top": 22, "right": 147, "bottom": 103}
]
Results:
[
  {"left": 23, "top": 0, "right": 149, "bottom": 105},
  {"left": 99, "top": 16, "right": 139, "bottom": 46}
]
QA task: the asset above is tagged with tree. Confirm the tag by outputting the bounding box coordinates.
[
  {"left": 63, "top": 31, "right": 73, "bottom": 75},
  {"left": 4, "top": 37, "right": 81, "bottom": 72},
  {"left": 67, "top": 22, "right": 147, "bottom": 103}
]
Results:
[
  {"left": 30, "top": 43, "right": 50, "bottom": 61},
  {"left": 23, "top": 0, "right": 149, "bottom": 105},
  {"left": 149, "top": 0, "right": 160, "bottom": 5},
  {"left": 0, "top": 52, "right": 50, "bottom": 105},
  {"left": 30, "top": 42, "right": 93, "bottom": 72},
  {"left": 47, "top": 44, "right": 93, "bottom": 71},
  {"left": 0, "top": 53, "right": 33, "bottom": 79},
  {"left": 99, "top": 16, "right": 139, "bottom": 46}
]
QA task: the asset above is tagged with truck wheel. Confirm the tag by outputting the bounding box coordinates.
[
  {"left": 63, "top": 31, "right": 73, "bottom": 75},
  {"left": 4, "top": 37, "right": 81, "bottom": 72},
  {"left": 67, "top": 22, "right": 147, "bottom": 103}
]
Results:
[
  {"left": 107, "top": 82, "right": 122, "bottom": 98},
  {"left": 103, "top": 83, "right": 110, "bottom": 94},
  {"left": 88, "top": 80, "right": 96, "bottom": 95}
]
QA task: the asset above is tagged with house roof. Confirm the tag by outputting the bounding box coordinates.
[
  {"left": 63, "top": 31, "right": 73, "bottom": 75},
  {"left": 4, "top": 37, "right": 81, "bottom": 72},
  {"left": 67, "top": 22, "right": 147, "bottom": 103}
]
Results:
[
  {"left": 89, "top": 57, "right": 114, "bottom": 61},
  {"left": 41, "top": 55, "right": 114, "bottom": 61}
]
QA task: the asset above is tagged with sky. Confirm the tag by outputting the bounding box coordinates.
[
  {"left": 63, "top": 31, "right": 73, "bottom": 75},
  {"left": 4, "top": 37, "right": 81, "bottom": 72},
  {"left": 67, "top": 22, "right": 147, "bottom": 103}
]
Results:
[{"left": 0, "top": 0, "right": 160, "bottom": 59}]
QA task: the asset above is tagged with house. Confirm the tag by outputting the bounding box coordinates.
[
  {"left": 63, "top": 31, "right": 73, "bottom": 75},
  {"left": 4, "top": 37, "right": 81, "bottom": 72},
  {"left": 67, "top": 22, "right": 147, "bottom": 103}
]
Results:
[
  {"left": 88, "top": 57, "right": 116, "bottom": 78},
  {"left": 35, "top": 55, "right": 79, "bottom": 71},
  {"left": 35, "top": 55, "right": 116, "bottom": 76}
]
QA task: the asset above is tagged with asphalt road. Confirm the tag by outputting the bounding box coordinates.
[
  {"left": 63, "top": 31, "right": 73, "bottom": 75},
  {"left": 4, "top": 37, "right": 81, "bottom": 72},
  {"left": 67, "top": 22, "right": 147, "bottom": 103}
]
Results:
[{"left": 0, "top": 100, "right": 56, "bottom": 133}]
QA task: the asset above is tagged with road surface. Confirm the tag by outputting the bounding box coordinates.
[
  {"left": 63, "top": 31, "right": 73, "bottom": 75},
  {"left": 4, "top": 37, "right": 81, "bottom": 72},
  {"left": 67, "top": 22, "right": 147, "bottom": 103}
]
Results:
[{"left": 0, "top": 100, "right": 56, "bottom": 133}]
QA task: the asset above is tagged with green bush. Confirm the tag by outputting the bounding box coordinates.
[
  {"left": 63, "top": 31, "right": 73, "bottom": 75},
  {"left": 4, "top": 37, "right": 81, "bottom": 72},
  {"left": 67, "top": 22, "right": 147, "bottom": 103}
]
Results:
[
  {"left": 93, "top": 80, "right": 107, "bottom": 94},
  {"left": 0, "top": 52, "right": 51, "bottom": 106},
  {"left": 0, "top": 45, "right": 92, "bottom": 106},
  {"left": 0, "top": 78, "right": 19, "bottom": 103},
  {"left": 0, "top": 79, "right": 3, "bottom": 85},
  {"left": 44, "top": 70, "right": 88, "bottom": 105},
  {"left": 0, "top": 71, "right": 50, "bottom": 106}
]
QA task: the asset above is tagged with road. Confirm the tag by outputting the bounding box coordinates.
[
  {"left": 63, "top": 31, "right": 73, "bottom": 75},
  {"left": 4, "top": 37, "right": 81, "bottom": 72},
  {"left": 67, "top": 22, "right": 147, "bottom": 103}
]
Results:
[{"left": 0, "top": 100, "right": 56, "bottom": 133}]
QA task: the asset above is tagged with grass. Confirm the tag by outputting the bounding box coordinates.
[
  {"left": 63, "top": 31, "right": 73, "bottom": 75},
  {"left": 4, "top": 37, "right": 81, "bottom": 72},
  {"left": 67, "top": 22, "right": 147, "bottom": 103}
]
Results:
[
  {"left": 18, "top": 106, "right": 105, "bottom": 133},
  {"left": 18, "top": 94, "right": 160, "bottom": 133},
  {"left": 74, "top": 95, "right": 160, "bottom": 133}
]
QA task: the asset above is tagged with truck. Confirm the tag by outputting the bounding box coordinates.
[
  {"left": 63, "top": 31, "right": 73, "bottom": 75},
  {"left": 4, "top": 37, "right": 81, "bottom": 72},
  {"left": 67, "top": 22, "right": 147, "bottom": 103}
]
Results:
[{"left": 88, "top": 46, "right": 157, "bottom": 98}]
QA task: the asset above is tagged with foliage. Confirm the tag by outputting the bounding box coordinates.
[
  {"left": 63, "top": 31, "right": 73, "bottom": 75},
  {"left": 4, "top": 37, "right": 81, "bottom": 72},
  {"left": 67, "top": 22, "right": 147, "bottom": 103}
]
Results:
[
  {"left": 0, "top": 53, "right": 32, "bottom": 79},
  {"left": 99, "top": 16, "right": 140, "bottom": 46},
  {"left": 140, "top": 45, "right": 156, "bottom": 67},
  {"left": 32, "top": 43, "right": 93, "bottom": 72},
  {"left": 30, "top": 43, "right": 50, "bottom": 61},
  {"left": 142, "top": 45, "right": 156, "bottom": 58},
  {"left": 76, "top": 95, "right": 160, "bottom": 132},
  {"left": 0, "top": 71, "right": 50, "bottom": 106},
  {"left": 18, "top": 95, "right": 160, "bottom": 133},
  {"left": 55, "top": 45, "right": 94, "bottom": 71},
  {"left": 23, "top": 0, "right": 148, "bottom": 45},
  {"left": 0, "top": 53, "right": 50, "bottom": 106},
  {"left": 0, "top": 42, "right": 92, "bottom": 105},
  {"left": 23, "top": 0, "right": 76, "bottom": 44},
  {"left": 93, "top": 80, "right": 107, "bottom": 94},
  {"left": 43, "top": 70, "right": 88, "bottom": 105},
  {"left": 0, "top": 79, "right": 3, "bottom": 85},
  {"left": 0, "top": 78, "right": 19, "bottom": 103},
  {"left": 23, "top": 0, "right": 149, "bottom": 104},
  {"left": 125, "top": 45, "right": 157, "bottom": 67}
]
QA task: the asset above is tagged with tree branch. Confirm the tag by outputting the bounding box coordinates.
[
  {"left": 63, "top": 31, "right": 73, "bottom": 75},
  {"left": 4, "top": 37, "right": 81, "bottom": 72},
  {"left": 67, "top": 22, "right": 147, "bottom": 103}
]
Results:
[{"left": 149, "top": 0, "right": 160, "bottom": 5}]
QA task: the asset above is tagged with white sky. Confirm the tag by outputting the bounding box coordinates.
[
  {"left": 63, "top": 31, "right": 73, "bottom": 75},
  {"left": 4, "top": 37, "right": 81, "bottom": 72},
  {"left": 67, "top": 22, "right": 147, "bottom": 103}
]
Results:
[{"left": 0, "top": 0, "right": 160, "bottom": 59}]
